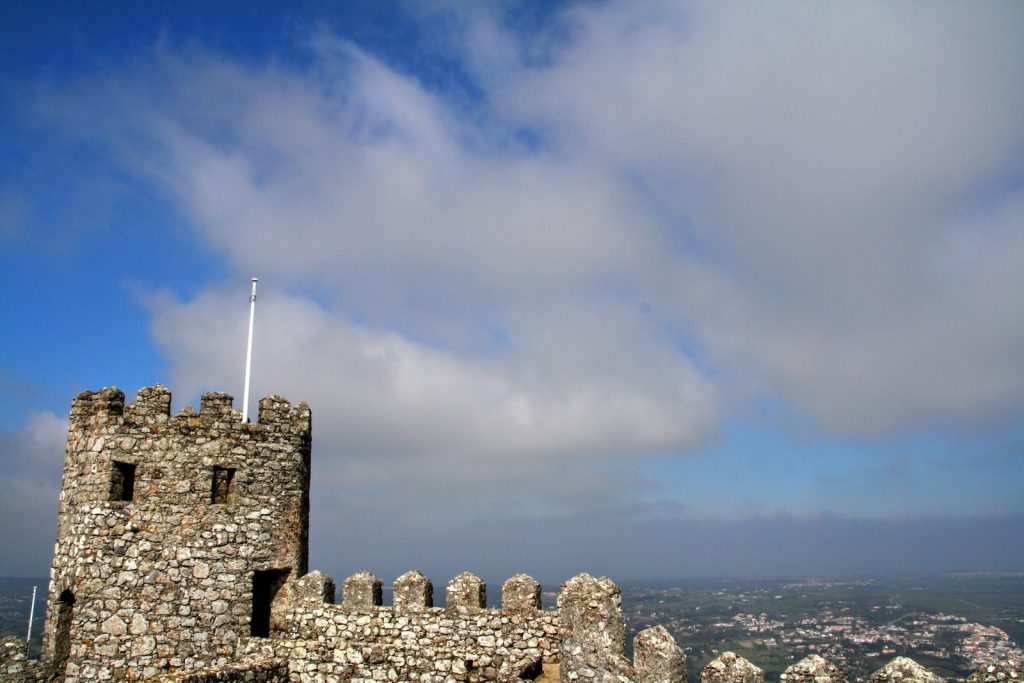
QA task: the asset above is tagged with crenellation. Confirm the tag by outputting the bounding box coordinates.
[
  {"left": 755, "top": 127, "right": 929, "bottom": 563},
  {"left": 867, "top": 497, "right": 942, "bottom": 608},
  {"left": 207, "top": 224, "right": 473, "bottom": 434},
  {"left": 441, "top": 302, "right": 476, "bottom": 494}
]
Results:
[
  {"left": 558, "top": 573, "right": 633, "bottom": 682},
  {"left": 71, "top": 387, "right": 126, "bottom": 422},
  {"left": 781, "top": 655, "right": 847, "bottom": 683},
  {"left": 868, "top": 656, "right": 942, "bottom": 683},
  {"left": 393, "top": 570, "right": 433, "bottom": 612},
  {"left": 198, "top": 392, "right": 235, "bottom": 419},
  {"left": 343, "top": 571, "right": 383, "bottom": 609},
  {"left": 291, "top": 570, "right": 335, "bottom": 608},
  {"left": 503, "top": 573, "right": 542, "bottom": 612},
  {"left": 127, "top": 385, "right": 172, "bottom": 421},
  {"left": 702, "top": 652, "right": 764, "bottom": 683},
  {"left": 23, "top": 384, "right": 973, "bottom": 683},
  {"left": 256, "top": 395, "right": 311, "bottom": 433},
  {"left": 240, "top": 570, "right": 563, "bottom": 682},
  {"left": 633, "top": 626, "right": 686, "bottom": 683},
  {"left": 446, "top": 572, "right": 486, "bottom": 613}
]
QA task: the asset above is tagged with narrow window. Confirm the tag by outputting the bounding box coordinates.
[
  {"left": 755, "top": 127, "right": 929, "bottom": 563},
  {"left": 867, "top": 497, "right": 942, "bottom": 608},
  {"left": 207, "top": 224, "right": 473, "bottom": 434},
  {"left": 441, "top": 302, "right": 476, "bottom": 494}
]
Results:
[
  {"left": 109, "top": 461, "right": 136, "bottom": 502},
  {"left": 211, "top": 466, "right": 236, "bottom": 504},
  {"left": 251, "top": 569, "right": 290, "bottom": 637},
  {"left": 52, "top": 590, "right": 75, "bottom": 669}
]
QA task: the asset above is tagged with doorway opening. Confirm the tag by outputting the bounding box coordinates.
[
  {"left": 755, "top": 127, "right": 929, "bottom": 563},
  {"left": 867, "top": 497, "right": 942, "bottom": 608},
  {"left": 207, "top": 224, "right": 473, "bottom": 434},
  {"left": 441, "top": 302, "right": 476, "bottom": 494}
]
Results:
[{"left": 251, "top": 569, "right": 290, "bottom": 637}]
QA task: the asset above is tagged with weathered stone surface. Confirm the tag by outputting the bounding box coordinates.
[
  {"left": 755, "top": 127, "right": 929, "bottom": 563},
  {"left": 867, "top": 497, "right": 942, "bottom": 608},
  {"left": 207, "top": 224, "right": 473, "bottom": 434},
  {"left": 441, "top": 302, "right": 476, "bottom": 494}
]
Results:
[
  {"left": 868, "top": 657, "right": 943, "bottom": 683},
  {"left": 559, "top": 573, "right": 633, "bottom": 682},
  {"left": 446, "top": 571, "right": 486, "bottom": 612},
  {"left": 291, "top": 570, "right": 335, "bottom": 609},
  {"left": 42, "top": 386, "right": 312, "bottom": 682},
  {"left": 0, "top": 635, "right": 37, "bottom": 682},
  {"left": 504, "top": 573, "right": 542, "bottom": 612},
  {"left": 965, "top": 661, "right": 1021, "bottom": 683},
  {"left": 40, "top": 385, "right": 582, "bottom": 683},
  {"left": 701, "top": 652, "right": 764, "bottom": 683},
  {"left": 634, "top": 625, "right": 686, "bottom": 683},
  {"left": 342, "top": 570, "right": 382, "bottom": 608},
  {"left": 155, "top": 658, "right": 290, "bottom": 681},
  {"left": 393, "top": 570, "right": 433, "bottom": 612},
  {"left": 101, "top": 614, "right": 127, "bottom": 636},
  {"left": 781, "top": 655, "right": 847, "bottom": 683},
  {"left": 240, "top": 581, "right": 562, "bottom": 683}
]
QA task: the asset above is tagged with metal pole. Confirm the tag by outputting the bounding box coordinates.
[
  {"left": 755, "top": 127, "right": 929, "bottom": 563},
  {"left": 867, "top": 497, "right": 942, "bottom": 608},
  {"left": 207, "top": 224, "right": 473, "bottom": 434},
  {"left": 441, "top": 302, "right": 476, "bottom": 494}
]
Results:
[
  {"left": 25, "top": 585, "right": 37, "bottom": 659},
  {"left": 241, "top": 278, "right": 258, "bottom": 423}
]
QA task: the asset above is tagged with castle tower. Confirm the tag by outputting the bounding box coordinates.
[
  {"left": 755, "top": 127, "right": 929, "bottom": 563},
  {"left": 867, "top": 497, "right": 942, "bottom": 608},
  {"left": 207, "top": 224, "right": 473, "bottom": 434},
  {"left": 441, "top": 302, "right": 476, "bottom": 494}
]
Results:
[{"left": 41, "top": 385, "right": 311, "bottom": 681}]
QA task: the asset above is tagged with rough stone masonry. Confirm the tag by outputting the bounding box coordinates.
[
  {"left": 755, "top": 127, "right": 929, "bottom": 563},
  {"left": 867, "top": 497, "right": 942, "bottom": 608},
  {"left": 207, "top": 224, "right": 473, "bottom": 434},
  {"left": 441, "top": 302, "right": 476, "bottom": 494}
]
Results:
[{"left": 0, "top": 385, "right": 1017, "bottom": 683}]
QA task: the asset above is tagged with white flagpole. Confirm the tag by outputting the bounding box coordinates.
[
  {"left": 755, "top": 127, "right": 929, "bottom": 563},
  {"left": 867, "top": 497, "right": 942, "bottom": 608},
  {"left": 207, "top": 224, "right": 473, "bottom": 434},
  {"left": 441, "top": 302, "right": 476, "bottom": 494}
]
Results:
[
  {"left": 25, "top": 585, "right": 36, "bottom": 658},
  {"left": 241, "top": 278, "right": 259, "bottom": 423}
]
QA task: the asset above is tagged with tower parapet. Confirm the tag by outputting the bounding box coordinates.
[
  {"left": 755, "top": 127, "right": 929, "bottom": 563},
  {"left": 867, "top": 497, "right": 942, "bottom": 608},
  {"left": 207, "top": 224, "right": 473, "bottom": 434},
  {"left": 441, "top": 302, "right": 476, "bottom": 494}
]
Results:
[{"left": 43, "top": 385, "right": 311, "bottom": 682}]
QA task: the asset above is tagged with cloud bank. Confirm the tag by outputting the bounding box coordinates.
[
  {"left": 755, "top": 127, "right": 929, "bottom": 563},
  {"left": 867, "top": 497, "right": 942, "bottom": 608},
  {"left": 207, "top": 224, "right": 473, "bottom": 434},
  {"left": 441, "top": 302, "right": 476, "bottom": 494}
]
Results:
[
  {"left": 14, "top": 1, "right": 1024, "bottom": 577},
  {"left": 58, "top": 2, "right": 1020, "bottom": 439}
]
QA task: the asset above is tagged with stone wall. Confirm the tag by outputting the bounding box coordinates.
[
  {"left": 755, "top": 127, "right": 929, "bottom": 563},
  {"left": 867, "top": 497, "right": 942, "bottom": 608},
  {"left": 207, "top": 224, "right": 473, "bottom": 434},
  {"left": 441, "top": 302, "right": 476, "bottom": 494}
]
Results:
[
  {"left": 0, "top": 636, "right": 39, "bottom": 683},
  {"left": 227, "top": 568, "right": 690, "bottom": 683},
  {"left": 155, "top": 659, "right": 290, "bottom": 682},
  {"left": 42, "top": 386, "right": 311, "bottom": 681},
  {"left": 241, "top": 570, "right": 560, "bottom": 682}
]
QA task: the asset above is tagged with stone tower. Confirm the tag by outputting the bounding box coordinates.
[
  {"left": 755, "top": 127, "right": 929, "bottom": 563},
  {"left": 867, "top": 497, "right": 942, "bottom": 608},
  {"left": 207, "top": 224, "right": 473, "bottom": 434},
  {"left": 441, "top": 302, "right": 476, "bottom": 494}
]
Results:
[{"left": 41, "top": 385, "right": 311, "bottom": 681}]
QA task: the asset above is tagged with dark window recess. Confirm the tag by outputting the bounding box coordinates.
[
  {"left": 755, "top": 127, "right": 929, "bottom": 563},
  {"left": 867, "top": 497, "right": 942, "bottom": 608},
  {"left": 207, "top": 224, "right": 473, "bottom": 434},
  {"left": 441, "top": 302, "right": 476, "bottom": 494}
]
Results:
[
  {"left": 110, "top": 461, "right": 136, "bottom": 501},
  {"left": 53, "top": 590, "right": 75, "bottom": 669},
  {"left": 211, "top": 466, "right": 236, "bottom": 504},
  {"left": 251, "top": 569, "right": 290, "bottom": 637}
]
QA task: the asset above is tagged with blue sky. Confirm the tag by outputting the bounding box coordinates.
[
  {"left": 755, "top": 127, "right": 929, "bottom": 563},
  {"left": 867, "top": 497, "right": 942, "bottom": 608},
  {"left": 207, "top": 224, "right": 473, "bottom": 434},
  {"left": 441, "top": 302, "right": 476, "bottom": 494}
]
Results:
[{"left": 2, "top": 1, "right": 1023, "bottom": 584}]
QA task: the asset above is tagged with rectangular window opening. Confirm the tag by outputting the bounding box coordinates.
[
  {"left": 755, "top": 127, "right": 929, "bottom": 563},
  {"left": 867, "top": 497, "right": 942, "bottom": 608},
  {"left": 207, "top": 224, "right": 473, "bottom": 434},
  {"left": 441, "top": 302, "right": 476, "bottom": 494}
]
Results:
[
  {"left": 52, "top": 589, "right": 75, "bottom": 670},
  {"left": 110, "top": 461, "right": 136, "bottom": 502},
  {"left": 251, "top": 569, "right": 290, "bottom": 637},
  {"left": 211, "top": 466, "right": 236, "bottom": 504}
]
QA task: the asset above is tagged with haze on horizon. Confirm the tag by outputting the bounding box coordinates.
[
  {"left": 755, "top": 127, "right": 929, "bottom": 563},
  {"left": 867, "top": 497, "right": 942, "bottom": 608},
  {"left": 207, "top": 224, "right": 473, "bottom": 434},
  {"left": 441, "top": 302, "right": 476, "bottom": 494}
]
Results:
[{"left": 1, "top": 1, "right": 1022, "bottom": 584}]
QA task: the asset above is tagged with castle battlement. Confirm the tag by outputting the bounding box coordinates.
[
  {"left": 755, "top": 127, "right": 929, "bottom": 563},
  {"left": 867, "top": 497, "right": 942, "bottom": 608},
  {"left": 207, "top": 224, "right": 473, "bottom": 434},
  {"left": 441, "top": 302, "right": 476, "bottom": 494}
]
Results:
[
  {"left": 0, "top": 385, "right": 1017, "bottom": 683},
  {"left": 69, "top": 385, "right": 310, "bottom": 432}
]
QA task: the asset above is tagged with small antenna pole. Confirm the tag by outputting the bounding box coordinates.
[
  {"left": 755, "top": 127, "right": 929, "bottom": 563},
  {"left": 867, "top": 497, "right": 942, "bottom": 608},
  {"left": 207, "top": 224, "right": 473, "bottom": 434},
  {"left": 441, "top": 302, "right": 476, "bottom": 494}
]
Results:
[
  {"left": 241, "top": 278, "right": 259, "bottom": 423},
  {"left": 25, "top": 585, "right": 37, "bottom": 658}
]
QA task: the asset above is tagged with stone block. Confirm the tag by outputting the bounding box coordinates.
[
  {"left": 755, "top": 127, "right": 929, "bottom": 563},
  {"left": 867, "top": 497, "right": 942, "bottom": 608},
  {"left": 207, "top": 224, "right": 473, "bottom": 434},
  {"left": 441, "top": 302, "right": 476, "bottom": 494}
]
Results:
[
  {"left": 782, "top": 655, "right": 847, "bottom": 683},
  {"left": 502, "top": 574, "right": 541, "bottom": 612},
  {"left": 701, "top": 652, "right": 763, "bottom": 683},
  {"left": 558, "top": 573, "right": 632, "bottom": 681},
  {"left": 72, "top": 387, "right": 125, "bottom": 421},
  {"left": 132, "top": 385, "right": 172, "bottom": 419},
  {"left": 200, "top": 392, "right": 234, "bottom": 418},
  {"left": 295, "top": 571, "right": 336, "bottom": 607},
  {"left": 393, "top": 570, "right": 433, "bottom": 612},
  {"left": 868, "top": 657, "right": 942, "bottom": 683},
  {"left": 446, "top": 572, "right": 485, "bottom": 612},
  {"left": 343, "top": 571, "right": 382, "bottom": 609},
  {"left": 634, "top": 625, "right": 686, "bottom": 683}
]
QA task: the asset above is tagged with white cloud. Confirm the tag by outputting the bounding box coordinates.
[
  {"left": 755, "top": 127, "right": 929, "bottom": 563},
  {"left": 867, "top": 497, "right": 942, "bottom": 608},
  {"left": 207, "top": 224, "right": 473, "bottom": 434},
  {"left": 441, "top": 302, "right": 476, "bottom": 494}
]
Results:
[
  {"left": 469, "top": 1, "right": 1024, "bottom": 435},
  {"left": 51, "top": 0, "right": 1024, "bottom": 458},
  {"left": 147, "top": 287, "right": 717, "bottom": 497}
]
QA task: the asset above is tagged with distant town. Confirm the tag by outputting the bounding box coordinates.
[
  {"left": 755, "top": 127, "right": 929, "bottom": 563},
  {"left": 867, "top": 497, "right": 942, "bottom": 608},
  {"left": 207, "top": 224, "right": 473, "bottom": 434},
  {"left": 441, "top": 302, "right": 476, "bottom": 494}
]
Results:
[
  {"left": 619, "top": 573, "right": 1024, "bottom": 682},
  {"left": 3, "top": 573, "right": 1022, "bottom": 680}
]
